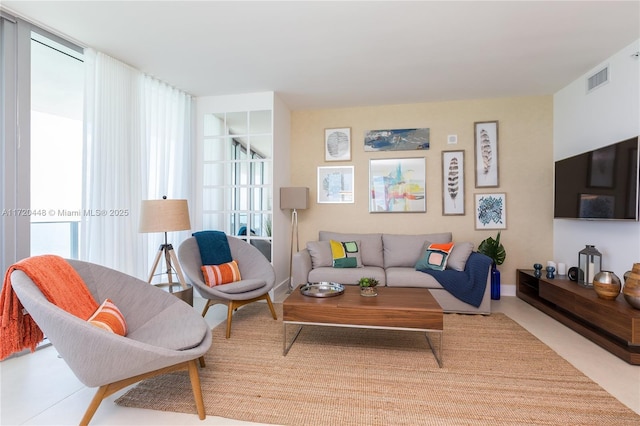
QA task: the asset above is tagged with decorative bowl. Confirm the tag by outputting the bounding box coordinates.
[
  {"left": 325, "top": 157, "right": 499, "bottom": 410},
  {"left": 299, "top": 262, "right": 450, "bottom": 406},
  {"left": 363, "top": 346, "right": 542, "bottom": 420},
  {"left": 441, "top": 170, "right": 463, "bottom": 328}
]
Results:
[{"left": 593, "top": 271, "right": 621, "bottom": 301}]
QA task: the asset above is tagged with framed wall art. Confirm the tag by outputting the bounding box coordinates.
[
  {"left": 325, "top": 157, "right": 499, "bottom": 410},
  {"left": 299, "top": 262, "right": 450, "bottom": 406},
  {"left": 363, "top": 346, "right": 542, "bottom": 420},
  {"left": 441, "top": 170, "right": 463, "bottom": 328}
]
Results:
[
  {"left": 325, "top": 127, "right": 351, "bottom": 161},
  {"left": 369, "top": 157, "right": 426, "bottom": 213},
  {"left": 475, "top": 193, "right": 506, "bottom": 229},
  {"left": 317, "top": 166, "right": 354, "bottom": 203},
  {"left": 364, "top": 128, "right": 430, "bottom": 152},
  {"left": 442, "top": 150, "right": 465, "bottom": 215},
  {"left": 474, "top": 121, "right": 499, "bottom": 188}
]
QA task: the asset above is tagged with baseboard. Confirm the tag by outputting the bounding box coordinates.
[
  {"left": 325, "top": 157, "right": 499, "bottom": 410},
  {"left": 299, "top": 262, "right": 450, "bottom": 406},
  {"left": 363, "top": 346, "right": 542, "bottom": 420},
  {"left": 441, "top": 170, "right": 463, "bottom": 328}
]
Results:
[
  {"left": 273, "top": 279, "right": 291, "bottom": 303},
  {"left": 501, "top": 284, "right": 516, "bottom": 297}
]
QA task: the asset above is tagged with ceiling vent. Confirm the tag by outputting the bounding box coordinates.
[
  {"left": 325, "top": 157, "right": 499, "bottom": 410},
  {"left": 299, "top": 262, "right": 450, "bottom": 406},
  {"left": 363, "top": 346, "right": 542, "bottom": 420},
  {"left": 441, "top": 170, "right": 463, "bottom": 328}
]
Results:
[{"left": 587, "top": 65, "right": 609, "bottom": 93}]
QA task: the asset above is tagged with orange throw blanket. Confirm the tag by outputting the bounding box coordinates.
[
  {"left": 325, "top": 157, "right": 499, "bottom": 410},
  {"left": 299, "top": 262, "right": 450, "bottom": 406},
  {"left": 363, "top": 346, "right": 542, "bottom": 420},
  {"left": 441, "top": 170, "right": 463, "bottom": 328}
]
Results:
[{"left": 0, "top": 255, "right": 99, "bottom": 360}]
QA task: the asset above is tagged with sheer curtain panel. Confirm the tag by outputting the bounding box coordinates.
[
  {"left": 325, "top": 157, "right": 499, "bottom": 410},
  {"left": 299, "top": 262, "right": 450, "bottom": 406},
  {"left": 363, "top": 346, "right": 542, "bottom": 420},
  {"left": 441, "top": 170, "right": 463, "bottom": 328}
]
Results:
[{"left": 83, "top": 49, "right": 192, "bottom": 278}]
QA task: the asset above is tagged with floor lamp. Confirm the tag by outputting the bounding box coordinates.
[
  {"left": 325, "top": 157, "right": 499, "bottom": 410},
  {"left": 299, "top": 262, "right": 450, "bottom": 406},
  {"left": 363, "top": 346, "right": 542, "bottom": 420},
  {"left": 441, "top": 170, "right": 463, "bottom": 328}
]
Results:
[
  {"left": 280, "top": 187, "right": 309, "bottom": 291},
  {"left": 139, "top": 197, "right": 191, "bottom": 292}
]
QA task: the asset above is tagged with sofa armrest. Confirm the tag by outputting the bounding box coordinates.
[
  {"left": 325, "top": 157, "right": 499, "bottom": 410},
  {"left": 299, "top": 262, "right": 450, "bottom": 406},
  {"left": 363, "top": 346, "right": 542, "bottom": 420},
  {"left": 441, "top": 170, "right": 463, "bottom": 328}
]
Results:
[{"left": 292, "top": 249, "right": 312, "bottom": 288}]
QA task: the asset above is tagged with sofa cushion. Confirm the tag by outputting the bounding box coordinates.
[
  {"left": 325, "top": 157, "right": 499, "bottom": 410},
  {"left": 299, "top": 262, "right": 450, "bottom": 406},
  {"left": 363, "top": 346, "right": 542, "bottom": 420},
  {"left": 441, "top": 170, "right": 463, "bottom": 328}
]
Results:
[
  {"left": 415, "top": 242, "right": 455, "bottom": 271},
  {"left": 385, "top": 267, "right": 443, "bottom": 289},
  {"left": 306, "top": 241, "right": 333, "bottom": 268},
  {"left": 319, "top": 231, "right": 384, "bottom": 267},
  {"left": 308, "top": 266, "right": 386, "bottom": 286},
  {"left": 383, "top": 233, "right": 453, "bottom": 268},
  {"left": 330, "top": 240, "right": 363, "bottom": 268},
  {"left": 447, "top": 242, "right": 474, "bottom": 271}
]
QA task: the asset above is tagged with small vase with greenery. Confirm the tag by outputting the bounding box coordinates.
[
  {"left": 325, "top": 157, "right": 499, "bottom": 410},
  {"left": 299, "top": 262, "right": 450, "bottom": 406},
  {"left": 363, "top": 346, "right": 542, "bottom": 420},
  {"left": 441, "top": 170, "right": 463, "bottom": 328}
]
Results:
[
  {"left": 478, "top": 231, "right": 506, "bottom": 300},
  {"left": 358, "top": 277, "right": 379, "bottom": 297}
]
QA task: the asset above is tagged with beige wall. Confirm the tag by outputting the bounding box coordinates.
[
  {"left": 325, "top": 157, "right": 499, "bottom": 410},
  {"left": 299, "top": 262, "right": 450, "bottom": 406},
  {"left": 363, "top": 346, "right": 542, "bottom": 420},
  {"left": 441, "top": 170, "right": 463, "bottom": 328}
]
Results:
[{"left": 290, "top": 96, "right": 554, "bottom": 288}]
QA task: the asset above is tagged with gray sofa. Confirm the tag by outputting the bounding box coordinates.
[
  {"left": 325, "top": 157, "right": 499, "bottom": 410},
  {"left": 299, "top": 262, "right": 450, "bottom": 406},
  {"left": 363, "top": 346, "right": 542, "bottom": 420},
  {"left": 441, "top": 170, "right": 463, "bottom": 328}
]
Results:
[{"left": 292, "top": 231, "right": 491, "bottom": 314}]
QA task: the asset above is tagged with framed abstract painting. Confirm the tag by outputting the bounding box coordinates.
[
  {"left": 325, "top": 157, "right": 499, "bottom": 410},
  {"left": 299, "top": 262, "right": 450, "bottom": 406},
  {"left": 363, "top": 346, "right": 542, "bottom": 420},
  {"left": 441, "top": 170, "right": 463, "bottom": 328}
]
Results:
[{"left": 369, "top": 157, "right": 426, "bottom": 213}]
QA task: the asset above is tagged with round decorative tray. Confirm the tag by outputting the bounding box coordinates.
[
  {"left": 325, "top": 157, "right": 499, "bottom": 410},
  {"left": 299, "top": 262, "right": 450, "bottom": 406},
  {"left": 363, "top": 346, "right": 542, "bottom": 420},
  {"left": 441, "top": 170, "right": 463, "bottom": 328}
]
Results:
[{"left": 300, "top": 282, "right": 345, "bottom": 298}]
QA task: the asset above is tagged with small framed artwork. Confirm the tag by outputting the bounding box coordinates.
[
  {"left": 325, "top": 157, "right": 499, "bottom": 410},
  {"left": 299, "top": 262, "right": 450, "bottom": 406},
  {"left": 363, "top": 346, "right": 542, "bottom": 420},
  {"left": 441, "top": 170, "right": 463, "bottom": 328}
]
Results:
[
  {"left": 364, "top": 128, "right": 430, "bottom": 151},
  {"left": 325, "top": 128, "right": 351, "bottom": 161},
  {"left": 474, "top": 121, "right": 499, "bottom": 188},
  {"left": 442, "top": 150, "right": 465, "bottom": 215},
  {"left": 317, "top": 166, "right": 354, "bottom": 203},
  {"left": 587, "top": 144, "right": 616, "bottom": 188},
  {"left": 475, "top": 193, "right": 506, "bottom": 229},
  {"left": 369, "top": 157, "right": 426, "bottom": 213}
]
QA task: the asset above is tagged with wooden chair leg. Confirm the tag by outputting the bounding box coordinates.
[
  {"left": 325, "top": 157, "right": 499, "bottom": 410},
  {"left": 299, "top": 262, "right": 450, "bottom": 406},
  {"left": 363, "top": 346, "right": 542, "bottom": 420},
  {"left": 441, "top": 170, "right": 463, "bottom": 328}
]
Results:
[
  {"left": 198, "top": 355, "right": 206, "bottom": 368},
  {"left": 264, "top": 293, "right": 277, "bottom": 320},
  {"left": 201, "top": 299, "right": 214, "bottom": 317},
  {"left": 225, "top": 301, "right": 235, "bottom": 339},
  {"left": 80, "top": 385, "right": 109, "bottom": 426},
  {"left": 187, "top": 359, "right": 206, "bottom": 420}
]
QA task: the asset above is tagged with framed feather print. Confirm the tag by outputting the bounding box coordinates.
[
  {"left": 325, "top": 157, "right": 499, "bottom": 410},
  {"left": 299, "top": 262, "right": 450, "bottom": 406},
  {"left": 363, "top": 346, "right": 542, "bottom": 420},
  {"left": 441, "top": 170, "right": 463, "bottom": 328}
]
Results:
[
  {"left": 442, "top": 150, "right": 465, "bottom": 215},
  {"left": 474, "top": 121, "right": 499, "bottom": 188}
]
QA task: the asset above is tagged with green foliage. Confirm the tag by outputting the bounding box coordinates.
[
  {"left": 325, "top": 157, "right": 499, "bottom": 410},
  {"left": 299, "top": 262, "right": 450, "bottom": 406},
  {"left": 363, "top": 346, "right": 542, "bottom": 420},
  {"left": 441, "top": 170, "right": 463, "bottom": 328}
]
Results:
[
  {"left": 358, "top": 277, "right": 379, "bottom": 287},
  {"left": 478, "top": 231, "right": 506, "bottom": 266}
]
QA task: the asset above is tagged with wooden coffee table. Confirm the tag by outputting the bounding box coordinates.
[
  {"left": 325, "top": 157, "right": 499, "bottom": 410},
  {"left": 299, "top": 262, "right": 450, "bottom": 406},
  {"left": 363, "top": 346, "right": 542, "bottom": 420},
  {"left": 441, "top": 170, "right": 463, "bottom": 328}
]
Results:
[{"left": 283, "top": 285, "right": 444, "bottom": 367}]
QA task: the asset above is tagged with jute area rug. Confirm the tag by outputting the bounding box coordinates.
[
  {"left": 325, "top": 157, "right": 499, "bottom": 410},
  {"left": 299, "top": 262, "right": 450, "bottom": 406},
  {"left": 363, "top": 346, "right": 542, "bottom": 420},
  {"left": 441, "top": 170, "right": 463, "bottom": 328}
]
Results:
[{"left": 116, "top": 303, "right": 639, "bottom": 425}]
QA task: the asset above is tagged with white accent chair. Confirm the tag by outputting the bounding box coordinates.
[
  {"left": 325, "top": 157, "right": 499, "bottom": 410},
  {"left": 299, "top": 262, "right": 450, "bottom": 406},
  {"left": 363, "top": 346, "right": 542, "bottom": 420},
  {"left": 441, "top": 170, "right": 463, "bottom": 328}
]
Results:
[
  {"left": 178, "top": 236, "right": 277, "bottom": 338},
  {"left": 10, "top": 259, "right": 212, "bottom": 425}
]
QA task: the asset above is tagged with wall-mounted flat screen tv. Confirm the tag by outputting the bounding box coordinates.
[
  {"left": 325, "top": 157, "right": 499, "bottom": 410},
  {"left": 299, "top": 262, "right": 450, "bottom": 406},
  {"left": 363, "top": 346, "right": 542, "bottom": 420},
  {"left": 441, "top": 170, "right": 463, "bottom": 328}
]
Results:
[{"left": 554, "top": 136, "right": 639, "bottom": 220}]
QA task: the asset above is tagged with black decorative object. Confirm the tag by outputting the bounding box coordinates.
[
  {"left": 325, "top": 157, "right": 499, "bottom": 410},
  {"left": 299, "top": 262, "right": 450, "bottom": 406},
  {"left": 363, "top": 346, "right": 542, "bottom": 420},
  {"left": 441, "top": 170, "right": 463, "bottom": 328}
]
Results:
[{"left": 533, "top": 263, "right": 543, "bottom": 278}]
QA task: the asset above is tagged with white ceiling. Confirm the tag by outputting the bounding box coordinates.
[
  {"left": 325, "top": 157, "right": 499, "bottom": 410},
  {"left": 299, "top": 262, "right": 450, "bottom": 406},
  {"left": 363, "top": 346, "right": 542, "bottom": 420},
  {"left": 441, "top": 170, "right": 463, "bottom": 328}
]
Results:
[{"left": 3, "top": 1, "right": 639, "bottom": 110}]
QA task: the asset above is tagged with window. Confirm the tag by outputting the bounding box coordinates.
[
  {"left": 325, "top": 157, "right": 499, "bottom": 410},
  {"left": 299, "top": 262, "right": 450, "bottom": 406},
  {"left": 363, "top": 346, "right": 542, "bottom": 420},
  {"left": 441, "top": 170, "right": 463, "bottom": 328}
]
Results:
[
  {"left": 0, "top": 14, "right": 83, "bottom": 273},
  {"left": 202, "top": 110, "right": 273, "bottom": 259},
  {"left": 30, "top": 33, "right": 84, "bottom": 258}
]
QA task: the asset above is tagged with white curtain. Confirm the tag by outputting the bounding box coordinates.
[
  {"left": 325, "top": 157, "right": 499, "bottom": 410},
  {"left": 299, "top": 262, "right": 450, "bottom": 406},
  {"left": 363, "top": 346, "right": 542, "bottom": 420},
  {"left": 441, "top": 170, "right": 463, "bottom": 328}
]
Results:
[
  {"left": 82, "top": 49, "right": 192, "bottom": 279},
  {"left": 140, "top": 76, "right": 193, "bottom": 280}
]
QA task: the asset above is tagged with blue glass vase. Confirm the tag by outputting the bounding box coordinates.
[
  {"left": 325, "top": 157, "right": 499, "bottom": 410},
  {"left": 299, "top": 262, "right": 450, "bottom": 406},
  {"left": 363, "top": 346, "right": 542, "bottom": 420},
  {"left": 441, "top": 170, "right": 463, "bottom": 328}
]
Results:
[{"left": 491, "top": 263, "right": 501, "bottom": 300}]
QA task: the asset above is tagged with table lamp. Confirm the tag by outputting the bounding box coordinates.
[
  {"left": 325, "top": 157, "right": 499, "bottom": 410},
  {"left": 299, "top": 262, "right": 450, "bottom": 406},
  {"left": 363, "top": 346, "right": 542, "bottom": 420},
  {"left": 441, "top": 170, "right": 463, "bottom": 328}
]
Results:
[
  {"left": 139, "top": 196, "right": 191, "bottom": 290},
  {"left": 280, "top": 187, "right": 309, "bottom": 290}
]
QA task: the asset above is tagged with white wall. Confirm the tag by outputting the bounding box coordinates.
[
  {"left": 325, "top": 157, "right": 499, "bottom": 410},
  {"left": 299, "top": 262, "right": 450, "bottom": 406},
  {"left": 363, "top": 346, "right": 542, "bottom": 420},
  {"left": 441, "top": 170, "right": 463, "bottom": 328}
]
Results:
[{"left": 553, "top": 39, "right": 640, "bottom": 278}]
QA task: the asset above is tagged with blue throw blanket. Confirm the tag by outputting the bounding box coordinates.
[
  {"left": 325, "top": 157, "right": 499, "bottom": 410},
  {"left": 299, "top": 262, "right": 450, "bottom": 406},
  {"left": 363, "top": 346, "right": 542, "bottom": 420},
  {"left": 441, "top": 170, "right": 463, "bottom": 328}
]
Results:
[
  {"left": 417, "top": 252, "right": 492, "bottom": 307},
  {"left": 192, "top": 231, "right": 233, "bottom": 265}
]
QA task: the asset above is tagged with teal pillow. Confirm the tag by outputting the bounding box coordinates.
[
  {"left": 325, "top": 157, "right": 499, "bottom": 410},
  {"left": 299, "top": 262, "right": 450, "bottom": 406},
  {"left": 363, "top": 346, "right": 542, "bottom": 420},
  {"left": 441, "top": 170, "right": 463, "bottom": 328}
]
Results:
[{"left": 415, "top": 242, "right": 455, "bottom": 271}]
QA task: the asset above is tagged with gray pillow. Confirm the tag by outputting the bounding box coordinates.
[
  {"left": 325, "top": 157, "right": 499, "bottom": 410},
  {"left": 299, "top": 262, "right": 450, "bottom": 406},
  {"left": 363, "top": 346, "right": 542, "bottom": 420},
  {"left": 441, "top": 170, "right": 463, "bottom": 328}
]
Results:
[
  {"left": 447, "top": 242, "right": 474, "bottom": 271},
  {"left": 306, "top": 241, "right": 332, "bottom": 268}
]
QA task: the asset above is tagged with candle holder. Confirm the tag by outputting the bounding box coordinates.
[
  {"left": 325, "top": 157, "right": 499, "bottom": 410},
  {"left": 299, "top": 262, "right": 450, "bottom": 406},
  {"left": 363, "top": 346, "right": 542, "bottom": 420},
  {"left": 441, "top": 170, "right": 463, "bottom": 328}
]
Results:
[
  {"left": 578, "top": 245, "right": 601, "bottom": 288},
  {"left": 533, "top": 263, "right": 543, "bottom": 278}
]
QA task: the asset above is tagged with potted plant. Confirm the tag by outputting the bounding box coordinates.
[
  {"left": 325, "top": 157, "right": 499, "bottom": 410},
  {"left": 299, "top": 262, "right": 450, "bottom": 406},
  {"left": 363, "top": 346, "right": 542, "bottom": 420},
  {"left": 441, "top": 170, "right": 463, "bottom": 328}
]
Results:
[
  {"left": 358, "top": 277, "right": 379, "bottom": 297},
  {"left": 478, "top": 231, "right": 506, "bottom": 300}
]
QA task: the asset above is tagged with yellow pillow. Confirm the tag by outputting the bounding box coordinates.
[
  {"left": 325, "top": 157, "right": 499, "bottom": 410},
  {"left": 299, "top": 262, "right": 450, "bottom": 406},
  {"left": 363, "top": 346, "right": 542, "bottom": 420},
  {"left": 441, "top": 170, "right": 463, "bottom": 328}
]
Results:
[
  {"left": 201, "top": 260, "right": 242, "bottom": 286},
  {"left": 330, "top": 240, "right": 363, "bottom": 268},
  {"left": 87, "top": 299, "right": 127, "bottom": 336}
]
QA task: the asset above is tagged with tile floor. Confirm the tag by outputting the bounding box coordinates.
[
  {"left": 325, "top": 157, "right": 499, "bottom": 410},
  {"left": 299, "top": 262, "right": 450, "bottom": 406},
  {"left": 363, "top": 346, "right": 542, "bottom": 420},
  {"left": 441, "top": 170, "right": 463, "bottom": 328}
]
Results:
[{"left": 1, "top": 296, "right": 638, "bottom": 425}]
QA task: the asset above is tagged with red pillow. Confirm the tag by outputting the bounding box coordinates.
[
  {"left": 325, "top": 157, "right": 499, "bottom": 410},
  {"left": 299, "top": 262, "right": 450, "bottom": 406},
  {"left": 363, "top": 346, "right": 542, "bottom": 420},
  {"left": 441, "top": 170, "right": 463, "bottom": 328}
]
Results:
[{"left": 201, "top": 260, "right": 242, "bottom": 286}]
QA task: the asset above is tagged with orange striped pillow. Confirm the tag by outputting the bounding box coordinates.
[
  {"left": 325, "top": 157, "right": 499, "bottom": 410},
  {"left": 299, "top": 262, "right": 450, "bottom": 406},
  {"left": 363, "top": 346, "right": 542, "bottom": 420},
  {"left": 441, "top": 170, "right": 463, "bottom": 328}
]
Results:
[
  {"left": 87, "top": 299, "right": 127, "bottom": 336},
  {"left": 201, "top": 260, "right": 242, "bottom": 287}
]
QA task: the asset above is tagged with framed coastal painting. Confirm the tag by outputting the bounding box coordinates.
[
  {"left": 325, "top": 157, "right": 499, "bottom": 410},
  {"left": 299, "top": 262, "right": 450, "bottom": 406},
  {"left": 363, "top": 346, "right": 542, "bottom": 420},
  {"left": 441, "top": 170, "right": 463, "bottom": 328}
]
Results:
[
  {"left": 474, "top": 121, "right": 499, "bottom": 188},
  {"left": 475, "top": 193, "right": 506, "bottom": 229},
  {"left": 364, "top": 128, "right": 430, "bottom": 152},
  {"left": 317, "top": 166, "right": 354, "bottom": 203},
  {"left": 369, "top": 157, "right": 426, "bottom": 213},
  {"left": 325, "top": 127, "right": 351, "bottom": 161},
  {"left": 442, "top": 150, "right": 465, "bottom": 215}
]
